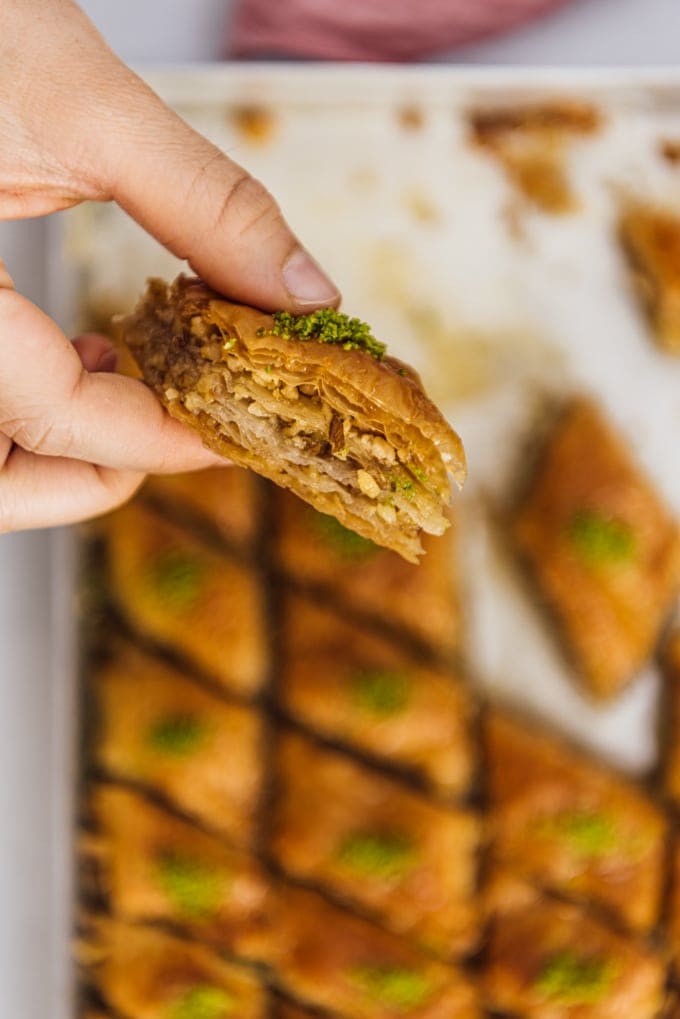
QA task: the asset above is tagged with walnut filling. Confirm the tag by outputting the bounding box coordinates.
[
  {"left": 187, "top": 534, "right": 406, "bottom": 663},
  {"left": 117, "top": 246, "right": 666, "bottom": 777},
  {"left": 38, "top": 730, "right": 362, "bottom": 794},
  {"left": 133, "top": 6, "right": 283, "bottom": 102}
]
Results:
[{"left": 158, "top": 323, "right": 450, "bottom": 539}]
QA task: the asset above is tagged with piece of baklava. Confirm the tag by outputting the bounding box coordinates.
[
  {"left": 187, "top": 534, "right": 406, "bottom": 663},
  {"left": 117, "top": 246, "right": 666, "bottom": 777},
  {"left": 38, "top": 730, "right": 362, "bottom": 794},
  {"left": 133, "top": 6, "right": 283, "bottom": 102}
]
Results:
[
  {"left": 484, "top": 711, "right": 667, "bottom": 934},
  {"left": 270, "top": 884, "right": 482, "bottom": 1019},
  {"left": 85, "top": 786, "right": 272, "bottom": 962},
  {"left": 274, "top": 490, "right": 460, "bottom": 658},
  {"left": 143, "top": 465, "right": 261, "bottom": 551},
  {"left": 94, "top": 644, "right": 263, "bottom": 844},
  {"left": 481, "top": 871, "right": 665, "bottom": 1019},
  {"left": 280, "top": 594, "right": 474, "bottom": 797},
  {"left": 80, "top": 918, "right": 267, "bottom": 1019},
  {"left": 276, "top": 1003, "right": 319, "bottom": 1019},
  {"left": 119, "top": 275, "right": 466, "bottom": 563},
  {"left": 662, "top": 631, "right": 680, "bottom": 807},
  {"left": 105, "top": 502, "right": 267, "bottom": 695},
  {"left": 619, "top": 202, "right": 680, "bottom": 353},
  {"left": 270, "top": 731, "right": 479, "bottom": 957},
  {"left": 469, "top": 101, "right": 601, "bottom": 213},
  {"left": 512, "top": 398, "right": 680, "bottom": 699}
]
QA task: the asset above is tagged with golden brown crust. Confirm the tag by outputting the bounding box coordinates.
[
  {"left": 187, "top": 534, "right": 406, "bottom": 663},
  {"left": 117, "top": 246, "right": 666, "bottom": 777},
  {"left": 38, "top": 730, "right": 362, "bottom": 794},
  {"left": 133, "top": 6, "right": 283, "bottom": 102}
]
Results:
[
  {"left": 119, "top": 275, "right": 466, "bottom": 562},
  {"left": 511, "top": 398, "right": 680, "bottom": 699},
  {"left": 619, "top": 202, "right": 680, "bottom": 353}
]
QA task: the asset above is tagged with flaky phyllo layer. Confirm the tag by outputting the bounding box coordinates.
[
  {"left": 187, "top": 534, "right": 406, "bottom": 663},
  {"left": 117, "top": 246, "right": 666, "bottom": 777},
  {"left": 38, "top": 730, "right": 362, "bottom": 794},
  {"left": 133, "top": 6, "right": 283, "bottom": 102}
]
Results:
[{"left": 120, "top": 277, "right": 466, "bottom": 561}]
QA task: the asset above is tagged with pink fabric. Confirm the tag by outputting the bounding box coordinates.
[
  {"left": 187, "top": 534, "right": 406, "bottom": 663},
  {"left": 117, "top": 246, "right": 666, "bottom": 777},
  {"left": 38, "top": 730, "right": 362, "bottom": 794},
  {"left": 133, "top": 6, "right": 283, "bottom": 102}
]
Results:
[{"left": 230, "top": 0, "right": 572, "bottom": 62}]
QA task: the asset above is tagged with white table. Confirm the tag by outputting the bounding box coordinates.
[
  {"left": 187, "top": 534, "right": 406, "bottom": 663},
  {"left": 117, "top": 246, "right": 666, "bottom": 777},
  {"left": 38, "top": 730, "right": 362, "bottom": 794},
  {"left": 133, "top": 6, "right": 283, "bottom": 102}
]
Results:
[{"left": 0, "top": 0, "right": 677, "bottom": 1012}]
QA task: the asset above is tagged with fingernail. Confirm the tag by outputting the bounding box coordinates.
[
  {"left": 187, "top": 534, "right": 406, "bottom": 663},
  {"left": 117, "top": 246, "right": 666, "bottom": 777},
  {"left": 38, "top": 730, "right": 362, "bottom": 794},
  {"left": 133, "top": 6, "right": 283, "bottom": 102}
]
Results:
[
  {"left": 95, "top": 348, "right": 119, "bottom": 373},
  {"left": 282, "top": 248, "right": 340, "bottom": 308}
]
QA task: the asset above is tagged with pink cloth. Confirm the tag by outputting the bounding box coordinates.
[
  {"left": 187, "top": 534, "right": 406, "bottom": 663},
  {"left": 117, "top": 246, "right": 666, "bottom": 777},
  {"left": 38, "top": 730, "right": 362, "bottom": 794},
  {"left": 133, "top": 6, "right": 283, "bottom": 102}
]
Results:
[{"left": 230, "top": 0, "right": 572, "bottom": 62}]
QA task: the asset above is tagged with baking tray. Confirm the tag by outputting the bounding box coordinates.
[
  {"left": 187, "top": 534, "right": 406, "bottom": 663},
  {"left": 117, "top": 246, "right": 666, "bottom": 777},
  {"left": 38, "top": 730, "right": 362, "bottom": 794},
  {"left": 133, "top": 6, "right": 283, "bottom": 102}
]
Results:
[{"left": 47, "top": 64, "right": 680, "bottom": 1019}]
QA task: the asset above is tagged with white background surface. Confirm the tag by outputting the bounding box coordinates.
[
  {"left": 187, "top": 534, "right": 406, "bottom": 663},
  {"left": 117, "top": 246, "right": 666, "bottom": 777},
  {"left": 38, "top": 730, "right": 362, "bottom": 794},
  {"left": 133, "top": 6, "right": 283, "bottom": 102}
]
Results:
[{"left": 0, "top": 1, "right": 677, "bottom": 1014}]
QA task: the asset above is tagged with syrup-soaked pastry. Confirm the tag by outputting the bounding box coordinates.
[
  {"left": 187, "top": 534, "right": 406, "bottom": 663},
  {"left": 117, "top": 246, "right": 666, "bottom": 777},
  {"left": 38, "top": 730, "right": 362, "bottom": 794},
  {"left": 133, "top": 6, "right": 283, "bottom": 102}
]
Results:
[
  {"left": 270, "top": 883, "right": 482, "bottom": 1019},
  {"left": 619, "top": 202, "right": 680, "bottom": 353},
  {"left": 665, "top": 837, "right": 680, "bottom": 975},
  {"left": 485, "top": 711, "right": 667, "bottom": 934},
  {"left": 105, "top": 501, "right": 267, "bottom": 695},
  {"left": 143, "top": 466, "right": 260, "bottom": 550},
  {"left": 274, "top": 490, "right": 460, "bottom": 657},
  {"left": 280, "top": 594, "right": 474, "bottom": 797},
  {"left": 481, "top": 871, "right": 666, "bottom": 1019},
  {"left": 94, "top": 644, "right": 263, "bottom": 845},
  {"left": 80, "top": 918, "right": 266, "bottom": 1019},
  {"left": 662, "top": 631, "right": 680, "bottom": 807},
  {"left": 270, "top": 731, "right": 479, "bottom": 957},
  {"left": 85, "top": 786, "right": 272, "bottom": 962},
  {"left": 469, "top": 101, "right": 601, "bottom": 213},
  {"left": 119, "top": 275, "right": 466, "bottom": 562},
  {"left": 276, "top": 1003, "right": 321, "bottom": 1019},
  {"left": 512, "top": 398, "right": 680, "bottom": 699}
]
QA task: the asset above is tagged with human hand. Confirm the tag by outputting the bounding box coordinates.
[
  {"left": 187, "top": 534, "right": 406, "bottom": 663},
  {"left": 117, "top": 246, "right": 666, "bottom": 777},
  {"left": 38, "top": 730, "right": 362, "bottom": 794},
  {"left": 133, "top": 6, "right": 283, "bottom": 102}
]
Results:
[{"left": 0, "top": 0, "right": 339, "bottom": 533}]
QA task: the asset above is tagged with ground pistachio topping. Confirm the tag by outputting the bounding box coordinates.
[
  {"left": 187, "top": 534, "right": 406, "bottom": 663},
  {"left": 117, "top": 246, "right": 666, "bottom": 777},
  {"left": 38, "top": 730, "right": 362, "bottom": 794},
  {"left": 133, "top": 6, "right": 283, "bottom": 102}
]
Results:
[
  {"left": 567, "top": 509, "right": 636, "bottom": 567},
  {"left": 337, "top": 831, "right": 417, "bottom": 880},
  {"left": 311, "top": 510, "right": 379, "bottom": 562},
  {"left": 349, "top": 964, "right": 433, "bottom": 1011},
  {"left": 258, "top": 309, "right": 386, "bottom": 360},
  {"left": 147, "top": 548, "right": 206, "bottom": 611},
  {"left": 166, "top": 985, "right": 235, "bottom": 1019},
  {"left": 146, "top": 714, "right": 209, "bottom": 757},
  {"left": 350, "top": 668, "right": 412, "bottom": 716},
  {"left": 534, "top": 951, "right": 619, "bottom": 1006},
  {"left": 535, "top": 809, "right": 620, "bottom": 858},
  {"left": 155, "top": 852, "right": 226, "bottom": 920}
]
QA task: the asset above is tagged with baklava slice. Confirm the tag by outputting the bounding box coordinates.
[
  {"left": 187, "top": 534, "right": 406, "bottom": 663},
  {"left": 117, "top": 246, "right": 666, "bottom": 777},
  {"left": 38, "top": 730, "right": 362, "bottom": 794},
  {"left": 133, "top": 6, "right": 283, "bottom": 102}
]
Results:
[
  {"left": 80, "top": 918, "right": 266, "bottom": 1019},
  {"left": 484, "top": 711, "right": 667, "bottom": 934},
  {"left": 280, "top": 594, "right": 475, "bottom": 797},
  {"left": 512, "top": 398, "right": 680, "bottom": 699},
  {"left": 469, "top": 101, "right": 601, "bottom": 213},
  {"left": 270, "top": 731, "right": 479, "bottom": 957},
  {"left": 481, "top": 871, "right": 665, "bottom": 1019},
  {"left": 84, "top": 786, "right": 271, "bottom": 962},
  {"left": 105, "top": 501, "right": 267, "bottom": 696},
  {"left": 119, "top": 275, "right": 466, "bottom": 563},
  {"left": 666, "top": 837, "right": 680, "bottom": 976},
  {"left": 274, "top": 490, "right": 460, "bottom": 658},
  {"left": 94, "top": 644, "right": 263, "bottom": 845},
  {"left": 619, "top": 202, "right": 680, "bottom": 352},
  {"left": 662, "top": 631, "right": 680, "bottom": 807},
  {"left": 270, "top": 884, "right": 482, "bottom": 1019}
]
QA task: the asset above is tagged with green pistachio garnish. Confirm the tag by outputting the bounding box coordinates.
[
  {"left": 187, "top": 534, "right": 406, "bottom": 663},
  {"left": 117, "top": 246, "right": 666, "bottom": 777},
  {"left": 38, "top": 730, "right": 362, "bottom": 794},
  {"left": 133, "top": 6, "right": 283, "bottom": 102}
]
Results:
[
  {"left": 146, "top": 714, "right": 209, "bottom": 757},
  {"left": 534, "top": 951, "right": 619, "bottom": 1006},
  {"left": 337, "top": 831, "right": 417, "bottom": 880},
  {"left": 567, "top": 509, "right": 636, "bottom": 567},
  {"left": 155, "top": 853, "right": 226, "bottom": 920},
  {"left": 147, "top": 549, "right": 206, "bottom": 610},
  {"left": 349, "top": 965, "right": 433, "bottom": 1011},
  {"left": 312, "top": 511, "right": 379, "bottom": 562},
  {"left": 258, "top": 309, "right": 386, "bottom": 360},
  {"left": 535, "top": 810, "right": 620, "bottom": 859},
  {"left": 166, "top": 986, "right": 235, "bottom": 1019},
  {"left": 350, "top": 668, "right": 412, "bottom": 716}
]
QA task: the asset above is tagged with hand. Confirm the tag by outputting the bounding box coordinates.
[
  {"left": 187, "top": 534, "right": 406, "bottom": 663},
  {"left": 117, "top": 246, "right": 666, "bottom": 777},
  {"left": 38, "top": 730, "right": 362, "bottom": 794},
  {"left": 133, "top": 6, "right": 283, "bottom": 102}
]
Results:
[{"left": 0, "top": 0, "right": 339, "bottom": 533}]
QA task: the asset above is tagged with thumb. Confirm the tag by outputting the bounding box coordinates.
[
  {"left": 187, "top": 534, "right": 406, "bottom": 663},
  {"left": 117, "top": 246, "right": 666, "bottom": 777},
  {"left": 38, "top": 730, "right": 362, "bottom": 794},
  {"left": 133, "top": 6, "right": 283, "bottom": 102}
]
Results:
[{"left": 95, "top": 71, "right": 340, "bottom": 312}]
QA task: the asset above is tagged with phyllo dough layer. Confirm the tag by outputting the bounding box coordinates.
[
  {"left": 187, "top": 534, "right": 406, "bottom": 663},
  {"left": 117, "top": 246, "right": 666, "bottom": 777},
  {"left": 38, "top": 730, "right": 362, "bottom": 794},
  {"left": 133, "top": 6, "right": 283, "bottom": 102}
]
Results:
[
  {"left": 270, "top": 731, "right": 479, "bottom": 957},
  {"left": 619, "top": 203, "right": 680, "bottom": 353},
  {"left": 105, "top": 501, "right": 267, "bottom": 695},
  {"left": 485, "top": 711, "right": 667, "bottom": 934},
  {"left": 120, "top": 275, "right": 466, "bottom": 562}
]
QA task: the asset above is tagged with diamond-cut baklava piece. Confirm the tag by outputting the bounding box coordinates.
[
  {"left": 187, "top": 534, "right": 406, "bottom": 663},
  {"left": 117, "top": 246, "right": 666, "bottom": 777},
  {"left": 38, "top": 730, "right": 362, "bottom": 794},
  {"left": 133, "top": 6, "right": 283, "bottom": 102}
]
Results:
[
  {"left": 270, "top": 884, "right": 482, "bottom": 1019},
  {"left": 481, "top": 871, "right": 666, "bottom": 1019},
  {"left": 105, "top": 501, "right": 267, "bottom": 695},
  {"left": 469, "top": 101, "right": 600, "bottom": 213},
  {"left": 270, "top": 731, "right": 479, "bottom": 957},
  {"left": 85, "top": 786, "right": 271, "bottom": 962},
  {"left": 512, "top": 398, "right": 680, "bottom": 699},
  {"left": 80, "top": 918, "right": 267, "bottom": 1019},
  {"left": 94, "top": 644, "right": 263, "bottom": 844},
  {"left": 274, "top": 490, "right": 460, "bottom": 658},
  {"left": 280, "top": 594, "right": 474, "bottom": 796},
  {"left": 619, "top": 202, "right": 680, "bottom": 352},
  {"left": 485, "top": 711, "right": 667, "bottom": 933},
  {"left": 119, "top": 275, "right": 466, "bottom": 562}
]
